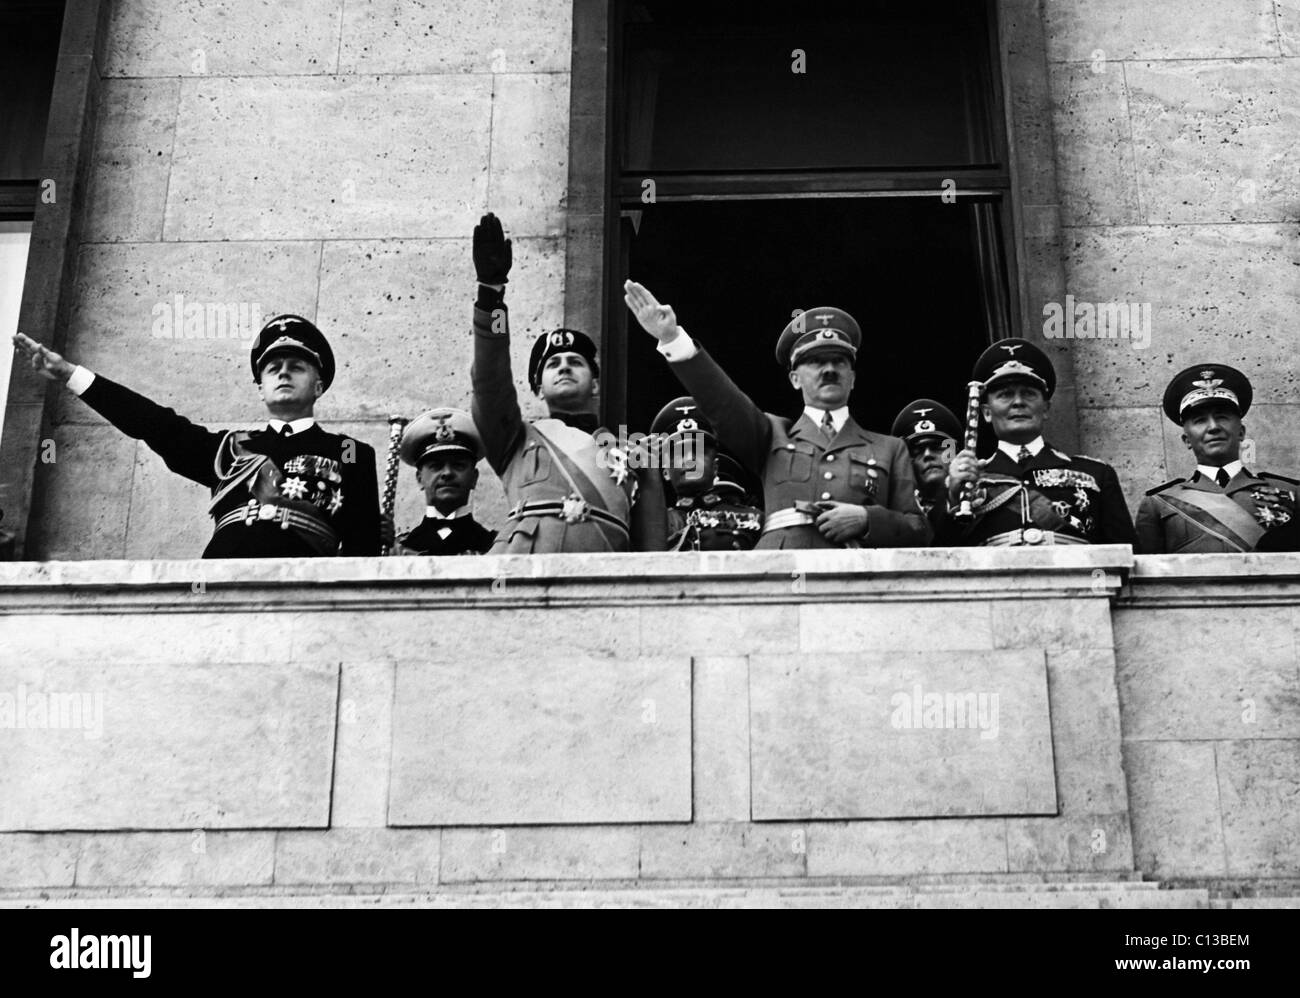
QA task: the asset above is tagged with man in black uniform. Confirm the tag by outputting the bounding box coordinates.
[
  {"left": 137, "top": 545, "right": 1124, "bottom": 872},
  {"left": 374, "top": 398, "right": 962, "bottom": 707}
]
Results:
[
  {"left": 13, "top": 319, "right": 380, "bottom": 558},
  {"left": 650, "top": 396, "right": 764, "bottom": 551},
  {"left": 1136, "top": 364, "right": 1298, "bottom": 553},
  {"left": 393, "top": 406, "right": 496, "bottom": 556},
  {"left": 891, "top": 398, "right": 963, "bottom": 536},
  {"left": 942, "top": 338, "right": 1136, "bottom": 547}
]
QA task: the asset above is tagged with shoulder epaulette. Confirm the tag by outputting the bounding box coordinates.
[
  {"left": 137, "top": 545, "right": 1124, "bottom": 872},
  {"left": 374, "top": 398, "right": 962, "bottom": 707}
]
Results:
[
  {"left": 1144, "top": 478, "right": 1184, "bottom": 497},
  {"left": 1259, "top": 471, "right": 1300, "bottom": 487}
]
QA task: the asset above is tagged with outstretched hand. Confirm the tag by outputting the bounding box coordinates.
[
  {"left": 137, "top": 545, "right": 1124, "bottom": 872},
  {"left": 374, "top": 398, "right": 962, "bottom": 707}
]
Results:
[
  {"left": 12, "top": 332, "right": 74, "bottom": 383},
  {"left": 623, "top": 280, "right": 681, "bottom": 344},
  {"left": 473, "top": 212, "right": 512, "bottom": 285}
]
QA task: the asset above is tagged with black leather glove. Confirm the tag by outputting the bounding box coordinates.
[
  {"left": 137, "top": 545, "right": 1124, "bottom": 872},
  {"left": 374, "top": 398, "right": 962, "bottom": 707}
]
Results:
[{"left": 473, "top": 212, "right": 512, "bottom": 285}]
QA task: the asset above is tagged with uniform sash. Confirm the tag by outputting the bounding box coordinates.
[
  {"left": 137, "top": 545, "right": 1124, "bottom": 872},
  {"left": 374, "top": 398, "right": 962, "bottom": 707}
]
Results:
[{"left": 1153, "top": 489, "right": 1265, "bottom": 552}]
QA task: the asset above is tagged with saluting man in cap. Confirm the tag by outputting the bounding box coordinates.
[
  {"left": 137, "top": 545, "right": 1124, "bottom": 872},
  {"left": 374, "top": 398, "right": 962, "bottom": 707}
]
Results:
[
  {"left": 470, "top": 214, "right": 664, "bottom": 553},
  {"left": 393, "top": 406, "right": 497, "bottom": 556},
  {"left": 13, "top": 318, "right": 380, "bottom": 557},
  {"left": 1136, "top": 364, "right": 1298, "bottom": 553},
  {"left": 942, "top": 338, "right": 1135, "bottom": 547},
  {"left": 650, "top": 396, "right": 764, "bottom": 551},
  {"left": 624, "top": 282, "right": 929, "bottom": 549},
  {"left": 891, "top": 399, "right": 962, "bottom": 535}
]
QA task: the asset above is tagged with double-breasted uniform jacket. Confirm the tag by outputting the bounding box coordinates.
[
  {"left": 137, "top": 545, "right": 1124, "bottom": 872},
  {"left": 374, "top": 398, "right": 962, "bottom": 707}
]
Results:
[
  {"left": 935, "top": 443, "right": 1136, "bottom": 547},
  {"left": 396, "top": 514, "right": 497, "bottom": 556},
  {"left": 1136, "top": 468, "right": 1298, "bottom": 553},
  {"left": 77, "top": 375, "right": 380, "bottom": 558},
  {"left": 470, "top": 301, "right": 664, "bottom": 554},
  {"left": 665, "top": 483, "right": 765, "bottom": 551},
  {"left": 667, "top": 347, "right": 930, "bottom": 549}
]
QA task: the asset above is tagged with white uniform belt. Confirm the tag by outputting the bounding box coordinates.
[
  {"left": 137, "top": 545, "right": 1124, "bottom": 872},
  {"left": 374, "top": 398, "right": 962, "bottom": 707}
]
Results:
[
  {"left": 983, "top": 528, "right": 1089, "bottom": 547},
  {"left": 762, "top": 508, "right": 816, "bottom": 533}
]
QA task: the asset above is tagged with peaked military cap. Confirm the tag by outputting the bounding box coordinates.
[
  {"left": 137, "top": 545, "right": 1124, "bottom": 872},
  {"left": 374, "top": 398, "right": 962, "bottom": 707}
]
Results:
[
  {"left": 891, "top": 399, "right": 962, "bottom": 445},
  {"left": 1162, "top": 363, "right": 1253, "bottom": 424},
  {"left": 400, "top": 407, "right": 484, "bottom": 466},
  {"left": 250, "top": 314, "right": 336, "bottom": 390},
  {"left": 650, "top": 396, "right": 716, "bottom": 442},
  {"left": 973, "top": 338, "right": 1056, "bottom": 399},
  {"left": 528, "top": 328, "right": 600, "bottom": 392},
  {"left": 775, "top": 307, "right": 862, "bottom": 369}
]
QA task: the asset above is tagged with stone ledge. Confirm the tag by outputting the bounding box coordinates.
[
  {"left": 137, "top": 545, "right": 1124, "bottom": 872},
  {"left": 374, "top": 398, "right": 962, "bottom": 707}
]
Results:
[{"left": 1125, "top": 553, "right": 1300, "bottom": 605}]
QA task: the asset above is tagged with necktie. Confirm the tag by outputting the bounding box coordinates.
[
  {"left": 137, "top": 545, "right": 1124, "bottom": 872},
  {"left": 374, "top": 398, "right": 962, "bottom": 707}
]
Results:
[
  {"left": 279, "top": 424, "right": 293, "bottom": 438},
  {"left": 820, "top": 410, "right": 836, "bottom": 443},
  {"left": 1215, "top": 468, "right": 1230, "bottom": 488},
  {"left": 1017, "top": 445, "right": 1032, "bottom": 466}
]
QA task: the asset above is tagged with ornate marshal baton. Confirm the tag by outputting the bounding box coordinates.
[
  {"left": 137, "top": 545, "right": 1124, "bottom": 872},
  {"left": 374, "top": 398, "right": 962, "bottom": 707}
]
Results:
[
  {"left": 954, "top": 380, "right": 982, "bottom": 520},
  {"left": 380, "top": 414, "right": 408, "bottom": 556}
]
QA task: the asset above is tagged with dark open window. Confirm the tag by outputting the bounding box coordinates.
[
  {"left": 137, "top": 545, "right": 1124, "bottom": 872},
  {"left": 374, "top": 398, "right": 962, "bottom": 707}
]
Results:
[{"left": 609, "top": 0, "right": 1017, "bottom": 434}]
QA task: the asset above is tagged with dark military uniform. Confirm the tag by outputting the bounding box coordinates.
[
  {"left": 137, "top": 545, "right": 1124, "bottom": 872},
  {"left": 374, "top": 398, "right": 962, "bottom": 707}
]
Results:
[
  {"left": 394, "top": 407, "right": 496, "bottom": 556},
  {"left": 1136, "top": 365, "right": 1298, "bottom": 553},
  {"left": 936, "top": 339, "right": 1136, "bottom": 547},
  {"left": 651, "top": 397, "right": 764, "bottom": 551},
  {"left": 891, "top": 398, "right": 962, "bottom": 537},
  {"left": 658, "top": 308, "right": 929, "bottom": 549},
  {"left": 67, "top": 315, "right": 380, "bottom": 558},
  {"left": 471, "top": 291, "right": 663, "bottom": 553}
]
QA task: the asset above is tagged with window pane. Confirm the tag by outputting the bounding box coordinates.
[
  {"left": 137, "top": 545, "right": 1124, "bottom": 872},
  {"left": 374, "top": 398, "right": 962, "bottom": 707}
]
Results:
[
  {"left": 621, "top": 0, "right": 999, "bottom": 174},
  {"left": 0, "top": 1, "right": 65, "bottom": 180},
  {"left": 623, "top": 198, "right": 1005, "bottom": 433}
]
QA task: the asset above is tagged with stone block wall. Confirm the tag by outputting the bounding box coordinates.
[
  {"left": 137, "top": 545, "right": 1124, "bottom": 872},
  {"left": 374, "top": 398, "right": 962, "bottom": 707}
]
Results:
[{"left": 1043, "top": 0, "right": 1300, "bottom": 516}]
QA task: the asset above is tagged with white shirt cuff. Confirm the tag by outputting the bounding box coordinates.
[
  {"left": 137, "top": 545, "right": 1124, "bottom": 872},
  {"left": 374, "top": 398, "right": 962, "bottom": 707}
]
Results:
[
  {"left": 67, "top": 365, "right": 95, "bottom": 396},
  {"left": 656, "top": 328, "right": 697, "bottom": 362}
]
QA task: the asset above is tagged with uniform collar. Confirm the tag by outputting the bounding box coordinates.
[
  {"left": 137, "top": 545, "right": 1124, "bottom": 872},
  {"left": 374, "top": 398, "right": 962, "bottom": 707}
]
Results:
[
  {"left": 267, "top": 417, "right": 316, "bottom": 436},
  {"left": 1195, "top": 460, "right": 1244, "bottom": 483},
  {"left": 802, "top": 405, "right": 849, "bottom": 435},
  {"left": 997, "top": 436, "right": 1045, "bottom": 461},
  {"left": 426, "top": 504, "right": 471, "bottom": 520}
]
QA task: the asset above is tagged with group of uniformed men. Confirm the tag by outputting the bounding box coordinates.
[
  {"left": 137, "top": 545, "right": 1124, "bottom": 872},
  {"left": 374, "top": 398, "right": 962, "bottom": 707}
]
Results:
[{"left": 13, "top": 211, "right": 1297, "bottom": 558}]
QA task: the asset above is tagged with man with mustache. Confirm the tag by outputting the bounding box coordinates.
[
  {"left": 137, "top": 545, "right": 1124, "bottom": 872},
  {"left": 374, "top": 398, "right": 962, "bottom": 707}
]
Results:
[
  {"left": 625, "top": 281, "right": 929, "bottom": 549},
  {"left": 13, "top": 318, "right": 380, "bottom": 558},
  {"left": 942, "top": 338, "right": 1136, "bottom": 547},
  {"left": 472, "top": 214, "right": 662, "bottom": 553},
  {"left": 392, "top": 406, "right": 496, "bottom": 556},
  {"left": 1136, "top": 364, "right": 1298, "bottom": 553},
  {"left": 891, "top": 399, "right": 962, "bottom": 536}
]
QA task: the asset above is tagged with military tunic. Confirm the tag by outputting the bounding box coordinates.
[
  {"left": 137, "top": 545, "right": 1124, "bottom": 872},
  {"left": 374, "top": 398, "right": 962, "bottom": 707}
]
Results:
[
  {"left": 666, "top": 347, "right": 930, "bottom": 549},
  {"left": 666, "top": 485, "right": 764, "bottom": 551},
  {"left": 396, "top": 514, "right": 496, "bottom": 556},
  {"left": 935, "top": 444, "right": 1136, "bottom": 547},
  {"left": 470, "top": 299, "right": 664, "bottom": 553},
  {"left": 1135, "top": 469, "right": 1298, "bottom": 553},
  {"left": 76, "top": 375, "right": 380, "bottom": 558}
]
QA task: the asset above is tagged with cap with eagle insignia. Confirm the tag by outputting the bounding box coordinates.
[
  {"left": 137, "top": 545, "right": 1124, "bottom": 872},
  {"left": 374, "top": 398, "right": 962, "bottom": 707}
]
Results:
[
  {"left": 1162, "top": 363, "right": 1253, "bottom": 424},
  {"left": 249, "top": 314, "right": 336, "bottom": 390},
  {"left": 650, "top": 396, "right": 716, "bottom": 442},
  {"left": 399, "top": 406, "right": 485, "bottom": 466},
  {"left": 528, "top": 328, "right": 600, "bottom": 392},
  {"left": 891, "top": 399, "right": 962, "bottom": 445},
  {"left": 775, "top": 307, "right": 862, "bottom": 369},
  {"left": 972, "top": 338, "right": 1056, "bottom": 398}
]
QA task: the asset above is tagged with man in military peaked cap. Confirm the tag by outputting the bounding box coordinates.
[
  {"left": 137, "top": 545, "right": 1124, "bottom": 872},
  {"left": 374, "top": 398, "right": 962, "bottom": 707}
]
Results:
[
  {"left": 941, "top": 338, "right": 1135, "bottom": 547},
  {"left": 892, "top": 399, "right": 962, "bottom": 535},
  {"left": 650, "top": 396, "right": 764, "bottom": 551},
  {"left": 469, "top": 213, "right": 664, "bottom": 553},
  {"left": 624, "top": 281, "right": 929, "bottom": 549},
  {"left": 393, "top": 406, "right": 496, "bottom": 556},
  {"left": 1136, "top": 364, "right": 1297, "bottom": 553},
  {"left": 13, "top": 317, "right": 380, "bottom": 558}
]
